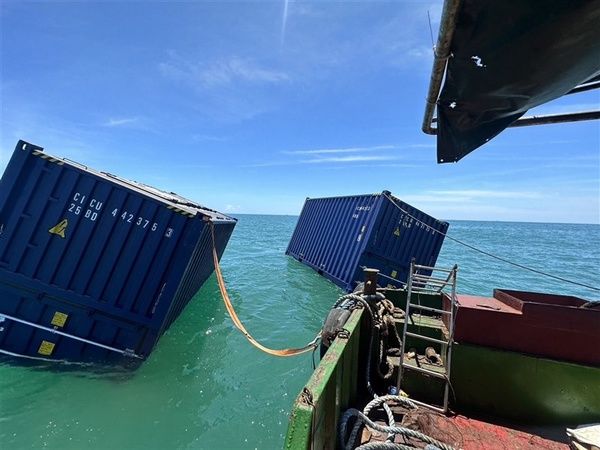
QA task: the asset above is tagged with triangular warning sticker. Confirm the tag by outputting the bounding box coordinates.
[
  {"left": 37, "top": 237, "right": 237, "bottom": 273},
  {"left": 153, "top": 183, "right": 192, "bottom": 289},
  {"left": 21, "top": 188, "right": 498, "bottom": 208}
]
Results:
[
  {"left": 49, "top": 219, "right": 68, "bottom": 238},
  {"left": 394, "top": 227, "right": 400, "bottom": 236}
]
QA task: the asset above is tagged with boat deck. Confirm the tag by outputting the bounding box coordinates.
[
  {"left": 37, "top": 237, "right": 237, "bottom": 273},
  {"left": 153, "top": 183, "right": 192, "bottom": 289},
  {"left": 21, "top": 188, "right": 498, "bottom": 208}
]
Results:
[
  {"left": 361, "top": 402, "right": 570, "bottom": 449},
  {"left": 455, "top": 293, "right": 521, "bottom": 314},
  {"left": 356, "top": 310, "right": 573, "bottom": 449}
]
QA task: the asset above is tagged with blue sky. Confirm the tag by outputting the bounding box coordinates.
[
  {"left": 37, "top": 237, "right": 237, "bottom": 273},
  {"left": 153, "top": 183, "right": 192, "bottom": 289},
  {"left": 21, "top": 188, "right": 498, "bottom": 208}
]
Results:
[{"left": 2, "top": 1, "right": 599, "bottom": 224}]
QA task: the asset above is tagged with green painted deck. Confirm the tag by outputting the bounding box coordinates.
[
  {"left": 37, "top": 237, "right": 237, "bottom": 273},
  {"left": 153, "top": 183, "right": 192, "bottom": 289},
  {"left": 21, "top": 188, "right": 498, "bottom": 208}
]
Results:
[
  {"left": 285, "top": 307, "right": 367, "bottom": 450},
  {"left": 285, "top": 288, "right": 600, "bottom": 449}
]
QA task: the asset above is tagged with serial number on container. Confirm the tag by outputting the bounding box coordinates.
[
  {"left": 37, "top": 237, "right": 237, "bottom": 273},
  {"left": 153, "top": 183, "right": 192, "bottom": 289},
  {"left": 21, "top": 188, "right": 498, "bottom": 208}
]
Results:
[{"left": 111, "top": 209, "right": 159, "bottom": 231}]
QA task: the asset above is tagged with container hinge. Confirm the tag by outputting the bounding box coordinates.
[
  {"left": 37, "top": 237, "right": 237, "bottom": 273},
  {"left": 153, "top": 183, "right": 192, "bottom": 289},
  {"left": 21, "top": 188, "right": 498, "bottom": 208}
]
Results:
[{"left": 123, "top": 348, "right": 137, "bottom": 358}]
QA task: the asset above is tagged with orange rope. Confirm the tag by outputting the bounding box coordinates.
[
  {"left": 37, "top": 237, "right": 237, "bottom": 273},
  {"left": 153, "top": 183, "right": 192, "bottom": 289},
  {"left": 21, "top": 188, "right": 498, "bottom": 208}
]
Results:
[{"left": 209, "top": 222, "right": 319, "bottom": 357}]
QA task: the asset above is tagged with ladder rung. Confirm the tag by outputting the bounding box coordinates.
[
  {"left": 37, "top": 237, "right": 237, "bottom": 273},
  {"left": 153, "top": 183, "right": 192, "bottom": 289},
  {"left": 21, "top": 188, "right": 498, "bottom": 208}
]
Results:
[
  {"left": 405, "top": 331, "right": 450, "bottom": 346},
  {"left": 407, "top": 304, "right": 451, "bottom": 315},
  {"left": 411, "top": 283, "right": 451, "bottom": 290},
  {"left": 400, "top": 362, "right": 447, "bottom": 379},
  {"left": 411, "top": 280, "right": 453, "bottom": 289},
  {"left": 411, "top": 285, "right": 447, "bottom": 292},
  {"left": 399, "top": 263, "right": 456, "bottom": 416},
  {"left": 414, "top": 264, "right": 454, "bottom": 273},
  {"left": 403, "top": 398, "right": 448, "bottom": 414},
  {"left": 411, "top": 288, "right": 447, "bottom": 295},
  {"left": 412, "top": 274, "right": 452, "bottom": 284},
  {"left": 413, "top": 264, "right": 453, "bottom": 275},
  {"left": 412, "top": 281, "right": 453, "bottom": 289}
]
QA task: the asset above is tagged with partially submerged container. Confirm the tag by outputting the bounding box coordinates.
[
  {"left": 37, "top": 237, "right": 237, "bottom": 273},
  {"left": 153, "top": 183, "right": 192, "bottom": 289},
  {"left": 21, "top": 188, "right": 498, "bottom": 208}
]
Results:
[
  {"left": 286, "top": 191, "right": 448, "bottom": 292},
  {"left": 0, "top": 140, "right": 237, "bottom": 365}
]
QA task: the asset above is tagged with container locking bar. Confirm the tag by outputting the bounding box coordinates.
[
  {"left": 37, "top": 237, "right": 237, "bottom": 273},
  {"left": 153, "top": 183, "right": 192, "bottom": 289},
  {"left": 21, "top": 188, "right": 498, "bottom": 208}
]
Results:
[{"left": 0, "top": 313, "right": 143, "bottom": 359}]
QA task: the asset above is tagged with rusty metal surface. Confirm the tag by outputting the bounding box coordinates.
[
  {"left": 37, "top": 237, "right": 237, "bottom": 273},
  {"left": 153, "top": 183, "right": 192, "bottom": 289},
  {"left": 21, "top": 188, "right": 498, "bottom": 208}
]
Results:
[
  {"left": 284, "top": 307, "right": 366, "bottom": 450},
  {"left": 360, "top": 405, "right": 569, "bottom": 449}
]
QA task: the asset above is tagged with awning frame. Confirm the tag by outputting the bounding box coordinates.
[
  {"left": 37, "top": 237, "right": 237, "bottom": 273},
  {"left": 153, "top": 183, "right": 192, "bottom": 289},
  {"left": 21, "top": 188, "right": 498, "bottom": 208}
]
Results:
[{"left": 422, "top": 0, "right": 600, "bottom": 136}]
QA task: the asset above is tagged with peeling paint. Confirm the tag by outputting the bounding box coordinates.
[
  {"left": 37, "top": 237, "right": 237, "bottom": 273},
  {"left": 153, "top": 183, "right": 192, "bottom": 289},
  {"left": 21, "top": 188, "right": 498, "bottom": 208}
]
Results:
[{"left": 471, "top": 55, "right": 485, "bottom": 67}]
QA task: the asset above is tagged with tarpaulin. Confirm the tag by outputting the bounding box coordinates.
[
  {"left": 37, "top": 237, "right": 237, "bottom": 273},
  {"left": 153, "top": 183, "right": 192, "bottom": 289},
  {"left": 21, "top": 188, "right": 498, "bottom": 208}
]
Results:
[{"left": 436, "top": 0, "right": 600, "bottom": 163}]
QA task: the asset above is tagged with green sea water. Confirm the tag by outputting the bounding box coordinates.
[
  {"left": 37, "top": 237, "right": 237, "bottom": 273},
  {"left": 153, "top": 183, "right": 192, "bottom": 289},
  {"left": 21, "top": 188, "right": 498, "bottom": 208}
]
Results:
[{"left": 1, "top": 215, "right": 598, "bottom": 449}]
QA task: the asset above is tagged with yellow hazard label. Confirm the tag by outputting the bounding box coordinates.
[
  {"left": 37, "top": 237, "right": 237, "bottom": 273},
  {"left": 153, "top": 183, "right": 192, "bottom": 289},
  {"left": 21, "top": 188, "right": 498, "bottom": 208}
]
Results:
[
  {"left": 38, "top": 341, "right": 55, "bottom": 356},
  {"left": 49, "top": 219, "right": 68, "bottom": 238},
  {"left": 167, "top": 205, "right": 194, "bottom": 218},
  {"left": 391, "top": 270, "right": 397, "bottom": 278},
  {"left": 394, "top": 227, "right": 400, "bottom": 236},
  {"left": 51, "top": 312, "right": 68, "bottom": 328}
]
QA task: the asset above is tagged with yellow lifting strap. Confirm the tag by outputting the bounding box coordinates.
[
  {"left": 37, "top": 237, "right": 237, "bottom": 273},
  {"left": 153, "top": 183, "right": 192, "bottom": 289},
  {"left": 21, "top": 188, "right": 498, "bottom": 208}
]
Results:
[{"left": 209, "top": 221, "right": 319, "bottom": 357}]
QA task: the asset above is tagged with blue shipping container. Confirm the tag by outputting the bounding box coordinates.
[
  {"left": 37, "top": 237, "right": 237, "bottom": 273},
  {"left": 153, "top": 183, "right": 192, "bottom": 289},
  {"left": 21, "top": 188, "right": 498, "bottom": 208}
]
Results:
[
  {"left": 286, "top": 191, "right": 448, "bottom": 292},
  {"left": 0, "top": 140, "right": 237, "bottom": 365}
]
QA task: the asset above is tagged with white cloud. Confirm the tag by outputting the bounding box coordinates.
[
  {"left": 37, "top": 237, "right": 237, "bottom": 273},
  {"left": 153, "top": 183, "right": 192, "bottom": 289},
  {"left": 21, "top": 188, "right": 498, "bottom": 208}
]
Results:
[
  {"left": 427, "top": 190, "right": 542, "bottom": 200},
  {"left": 158, "top": 53, "right": 292, "bottom": 123},
  {"left": 103, "top": 117, "right": 140, "bottom": 127},
  {"left": 284, "top": 145, "right": 395, "bottom": 155},
  {"left": 160, "top": 54, "right": 290, "bottom": 90},
  {"left": 192, "top": 134, "right": 232, "bottom": 142},
  {"left": 303, "top": 155, "right": 399, "bottom": 164}
]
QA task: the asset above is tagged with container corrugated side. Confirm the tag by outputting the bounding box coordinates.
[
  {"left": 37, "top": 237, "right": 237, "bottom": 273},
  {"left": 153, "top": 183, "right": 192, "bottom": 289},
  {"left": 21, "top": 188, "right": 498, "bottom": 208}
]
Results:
[
  {"left": 359, "top": 191, "right": 448, "bottom": 289},
  {"left": 286, "top": 193, "right": 384, "bottom": 289},
  {"left": 286, "top": 191, "right": 448, "bottom": 292},
  {"left": 0, "top": 140, "right": 237, "bottom": 364}
]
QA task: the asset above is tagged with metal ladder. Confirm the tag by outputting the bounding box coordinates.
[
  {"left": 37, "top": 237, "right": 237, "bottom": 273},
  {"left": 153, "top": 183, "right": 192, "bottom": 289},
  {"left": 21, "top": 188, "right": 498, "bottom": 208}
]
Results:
[{"left": 397, "top": 260, "right": 458, "bottom": 413}]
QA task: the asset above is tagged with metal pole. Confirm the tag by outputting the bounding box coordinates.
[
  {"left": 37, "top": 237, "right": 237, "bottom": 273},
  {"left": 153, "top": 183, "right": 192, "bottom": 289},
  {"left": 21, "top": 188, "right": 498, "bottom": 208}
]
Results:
[
  {"left": 422, "top": 0, "right": 463, "bottom": 135},
  {"left": 363, "top": 268, "right": 379, "bottom": 296}
]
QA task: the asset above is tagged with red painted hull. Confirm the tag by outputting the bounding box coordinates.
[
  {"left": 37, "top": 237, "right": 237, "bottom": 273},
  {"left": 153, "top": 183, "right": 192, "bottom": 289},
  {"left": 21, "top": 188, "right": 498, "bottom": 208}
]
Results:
[
  {"left": 445, "top": 415, "right": 567, "bottom": 450},
  {"left": 446, "top": 289, "right": 600, "bottom": 367},
  {"left": 400, "top": 408, "right": 569, "bottom": 449}
]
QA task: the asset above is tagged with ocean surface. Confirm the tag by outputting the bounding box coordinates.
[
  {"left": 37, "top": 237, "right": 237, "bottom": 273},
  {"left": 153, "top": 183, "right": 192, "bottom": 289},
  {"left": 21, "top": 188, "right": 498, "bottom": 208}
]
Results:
[{"left": 1, "top": 215, "right": 599, "bottom": 449}]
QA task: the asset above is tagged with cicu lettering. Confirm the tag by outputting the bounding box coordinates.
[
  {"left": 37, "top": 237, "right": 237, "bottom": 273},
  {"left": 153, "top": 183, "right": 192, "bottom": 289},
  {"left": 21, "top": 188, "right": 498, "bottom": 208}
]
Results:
[{"left": 68, "top": 192, "right": 104, "bottom": 221}]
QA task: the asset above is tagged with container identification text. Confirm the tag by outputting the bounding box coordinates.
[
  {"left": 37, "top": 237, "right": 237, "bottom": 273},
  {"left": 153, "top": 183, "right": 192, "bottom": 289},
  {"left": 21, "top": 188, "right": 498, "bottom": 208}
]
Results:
[
  {"left": 111, "top": 209, "right": 159, "bottom": 231},
  {"left": 69, "top": 192, "right": 104, "bottom": 222}
]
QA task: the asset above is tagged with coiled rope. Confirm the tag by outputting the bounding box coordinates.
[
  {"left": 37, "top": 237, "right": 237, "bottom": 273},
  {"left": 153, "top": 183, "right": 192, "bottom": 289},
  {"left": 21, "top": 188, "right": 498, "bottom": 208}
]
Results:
[
  {"left": 339, "top": 396, "right": 455, "bottom": 450},
  {"left": 334, "top": 293, "right": 454, "bottom": 450},
  {"left": 336, "top": 292, "right": 456, "bottom": 450},
  {"left": 383, "top": 192, "right": 600, "bottom": 293},
  {"left": 209, "top": 221, "right": 320, "bottom": 357},
  {"left": 334, "top": 293, "right": 397, "bottom": 444}
]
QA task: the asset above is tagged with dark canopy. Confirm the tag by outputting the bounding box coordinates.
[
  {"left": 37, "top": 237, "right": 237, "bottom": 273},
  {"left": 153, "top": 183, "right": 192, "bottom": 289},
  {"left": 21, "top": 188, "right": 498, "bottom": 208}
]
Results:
[{"left": 431, "top": 0, "right": 600, "bottom": 163}]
